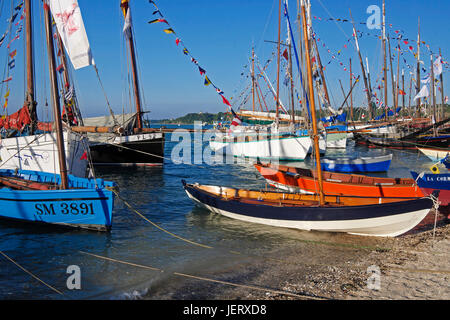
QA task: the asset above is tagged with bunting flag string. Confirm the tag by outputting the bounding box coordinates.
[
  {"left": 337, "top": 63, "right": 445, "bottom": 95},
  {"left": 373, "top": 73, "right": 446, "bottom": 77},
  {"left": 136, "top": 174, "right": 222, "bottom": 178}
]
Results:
[
  {"left": 147, "top": 0, "right": 234, "bottom": 110},
  {"left": 1, "top": 2, "right": 25, "bottom": 113}
]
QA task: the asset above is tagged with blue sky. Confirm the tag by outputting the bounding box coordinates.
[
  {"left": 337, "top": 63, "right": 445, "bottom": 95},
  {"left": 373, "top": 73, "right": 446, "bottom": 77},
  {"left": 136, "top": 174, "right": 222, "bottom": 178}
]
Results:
[{"left": 0, "top": 0, "right": 448, "bottom": 120}]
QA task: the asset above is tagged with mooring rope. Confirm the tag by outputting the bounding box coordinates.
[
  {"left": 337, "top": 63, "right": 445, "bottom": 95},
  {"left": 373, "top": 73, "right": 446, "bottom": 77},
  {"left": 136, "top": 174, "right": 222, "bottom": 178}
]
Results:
[
  {"left": 0, "top": 250, "right": 63, "bottom": 296},
  {"left": 79, "top": 250, "right": 328, "bottom": 300}
]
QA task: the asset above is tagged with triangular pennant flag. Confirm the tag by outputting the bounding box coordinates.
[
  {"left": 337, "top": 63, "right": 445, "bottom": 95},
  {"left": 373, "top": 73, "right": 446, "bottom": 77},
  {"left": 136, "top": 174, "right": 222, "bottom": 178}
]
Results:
[
  {"left": 163, "top": 28, "right": 175, "bottom": 34},
  {"left": 80, "top": 151, "right": 88, "bottom": 161},
  {"left": 282, "top": 48, "right": 288, "bottom": 60},
  {"left": 148, "top": 18, "right": 168, "bottom": 24},
  {"left": 183, "top": 48, "right": 189, "bottom": 55},
  {"left": 56, "top": 63, "right": 64, "bottom": 73},
  {"left": 204, "top": 75, "right": 212, "bottom": 86},
  {"left": 9, "top": 49, "right": 17, "bottom": 59},
  {"left": 198, "top": 66, "right": 205, "bottom": 75},
  {"left": 221, "top": 95, "right": 231, "bottom": 106},
  {"left": 175, "top": 38, "right": 180, "bottom": 46},
  {"left": 8, "top": 59, "right": 15, "bottom": 69}
]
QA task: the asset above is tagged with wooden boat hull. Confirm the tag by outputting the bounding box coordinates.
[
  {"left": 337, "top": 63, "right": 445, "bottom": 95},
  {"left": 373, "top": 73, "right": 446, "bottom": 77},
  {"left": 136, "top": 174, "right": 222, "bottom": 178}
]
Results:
[
  {"left": 411, "top": 171, "right": 450, "bottom": 206},
  {"left": 183, "top": 181, "right": 433, "bottom": 237},
  {"left": 254, "top": 163, "right": 424, "bottom": 198},
  {"left": 0, "top": 169, "right": 116, "bottom": 231},
  {"left": 89, "top": 132, "right": 164, "bottom": 166},
  {"left": 355, "top": 134, "right": 450, "bottom": 150},
  {"left": 321, "top": 154, "right": 392, "bottom": 173}
]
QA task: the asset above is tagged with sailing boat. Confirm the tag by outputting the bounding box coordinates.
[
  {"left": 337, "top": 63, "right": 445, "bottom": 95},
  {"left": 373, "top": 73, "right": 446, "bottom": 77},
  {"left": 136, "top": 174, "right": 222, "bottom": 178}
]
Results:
[
  {"left": 81, "top": 0, "right": 165, "bottom": 167},
  {"left": 208, "top": 7, "right": 315, "bottom": 161},
  {"left": 0, "top": 0, "right": 115, "bottom": 231},
  {"left": 0, "top": 1, "right": 88, "bottom": 178},
  {"left": 184, "top": 0, "right": 435, "bottom": 237}
]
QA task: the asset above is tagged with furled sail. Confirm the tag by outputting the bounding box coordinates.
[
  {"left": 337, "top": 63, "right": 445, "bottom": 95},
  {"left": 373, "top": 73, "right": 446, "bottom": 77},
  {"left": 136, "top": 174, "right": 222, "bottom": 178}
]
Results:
[{"left": 48, "top": 0, "right": 94, "bottom": 69}]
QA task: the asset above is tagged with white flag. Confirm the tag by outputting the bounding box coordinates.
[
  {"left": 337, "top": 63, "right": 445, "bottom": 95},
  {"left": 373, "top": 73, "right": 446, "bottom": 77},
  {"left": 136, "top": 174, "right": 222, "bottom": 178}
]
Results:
[
  {"left": 413, "top": 85, "right": 429, "bottom": 101},
  {"left": 49, "top": 0, "right": 94, "bottom": 70},
  {"left": 123, "top": 7, "right": 132, "bottom": 38},
  {"left": 433, "top": 56, "right": 443, "bottom": 77}
]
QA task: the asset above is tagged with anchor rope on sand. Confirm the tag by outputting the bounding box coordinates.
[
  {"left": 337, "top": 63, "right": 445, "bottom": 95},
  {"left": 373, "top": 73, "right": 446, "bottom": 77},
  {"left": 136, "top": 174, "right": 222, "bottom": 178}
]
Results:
[{"left": 79, "top": 250, "right": 328, "bottom": 300}]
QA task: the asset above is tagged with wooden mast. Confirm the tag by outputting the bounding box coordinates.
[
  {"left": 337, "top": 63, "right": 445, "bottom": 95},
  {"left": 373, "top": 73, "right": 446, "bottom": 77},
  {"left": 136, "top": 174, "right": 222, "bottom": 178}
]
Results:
[
  {"left": 382, "top": 0, "right": 388, "bottom": 120},
  {"left": 395, "top": 39, "right": 401, "bottom": 113},
  {"left": 349, "top": 58, "right": 354, "bottom": 122},
  {"left": 251, "top": 47, "right": 256, "bottom": 112},
  {"left": 275, "top": 0, "right": 281, "bottom": 125},
  {"left": 430, "top": 53, "right": 437, "bottom": 135},
  {"left": 388, "top": 35, "right": 395, "bottom": 117},
  {"left": 121, "top": 0, "right": 143, "bottom": 130},
  {"left": 301, "top": 0, "right": 324, "bottom": 205},
  {"left": 288, "top": 41, "right": 296, "bottom": 124},
  {"left": 350, "top": 10, "right": 373, "bottom": 120},
  {"left": 439, "top": 48, "right": 444, "bottom": 122},
  {"left": 24, "top": 0, "right": 37, "bottom": 134},
  {"left": 312, "top": 37, "right": 330, "bottom": 108},
  {"left": 43, "top": 1, "right": 68, "bottom": 189},
  {"left": 402, "top": 69, "right": 405, "bottom": 111},
  {"left": 416, "top": 17, "right": 421, "bottom": 118}
]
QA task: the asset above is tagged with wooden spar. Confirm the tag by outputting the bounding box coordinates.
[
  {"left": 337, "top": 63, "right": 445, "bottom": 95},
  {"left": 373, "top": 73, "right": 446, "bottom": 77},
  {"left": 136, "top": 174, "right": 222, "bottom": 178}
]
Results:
[
  {"left": 402, "top": 69, "right": 405, "bottom": 110},
  {"left": 349, "top": 58, "right": 354, "bottom": 122},
  {"left": 408, "top": 75, "right": 413, "bottom": 117},
  {"left": 56, "top": 33, "right": 84, "bottom": 126},
  {"left": 387, "top": 35, "right": 395, "bottom": 116},
  {"left": 121, "top": 1, "right": 143, "bottom": 130},
  {"left": 43, "top": 1, "right": 68, "bottom": 190},
  {"left": 382, "top": 0, "right": 388, "bottom": 120},
  {"left": 339, "top": 76, "right": 360, "bottom": 110},
  {"left": 339, "top": 80, "right": 350, "bottom": 109},
  {"left": 350, "top": 10, "right": 373, "bottom": 120},
  {"left": 301, "top": 0, "right": 324, "bottom": 205},
  {"left": 439, "top": 48, "right": 444, "bottom": 122},
  {"left": 430, "top": 53, "right": 437, "bottom": 136},
  {"left": 24, "top": 0, "right": 37, "bottom": 134},
  {"left": 275, "top": 0, "right": 282, "bottom": 125},
  {"left": 297, "top": 0, "right": 307, "bottom": 125},
  {"left": 396, "top": 39, "right": 401, "bottom": 112},
  {"left": 288, "top": 41, "right": 296, "bottom": 124},
  {"left": 312, "top": 37, "right": 330, "bottom": 108},
  {"left": 416, "top": 17, "right": 421, "bottom": 117},
  {"left": 251, "top": 47, "right": 255, "bottom": 112}
]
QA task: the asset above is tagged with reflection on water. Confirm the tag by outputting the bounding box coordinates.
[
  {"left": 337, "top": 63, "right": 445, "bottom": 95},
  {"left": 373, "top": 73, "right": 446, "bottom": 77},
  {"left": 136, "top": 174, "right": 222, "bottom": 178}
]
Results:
[{"left": 0, "top": 129, "right": 439, "bottom": 299}]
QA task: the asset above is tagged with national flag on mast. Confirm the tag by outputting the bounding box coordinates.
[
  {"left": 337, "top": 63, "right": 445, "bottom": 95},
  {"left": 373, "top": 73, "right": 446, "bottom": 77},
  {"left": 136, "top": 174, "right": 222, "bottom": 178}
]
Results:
[{"left": 229, "top": 108, "right": 242, "bottom": 130}]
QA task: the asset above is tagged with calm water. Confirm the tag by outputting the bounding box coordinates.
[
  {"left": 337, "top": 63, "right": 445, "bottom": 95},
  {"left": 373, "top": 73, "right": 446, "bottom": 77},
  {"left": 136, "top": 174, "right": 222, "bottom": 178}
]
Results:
[{"left": 0, "top": 125, "right": 436, "bottom": 299}]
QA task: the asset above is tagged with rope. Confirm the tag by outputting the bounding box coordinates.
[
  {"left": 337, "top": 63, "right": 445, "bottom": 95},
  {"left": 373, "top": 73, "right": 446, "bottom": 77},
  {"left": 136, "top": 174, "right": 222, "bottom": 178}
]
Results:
[
  {"left": 0, "top": 250, "right": 64, "bottom": 296},
  {"left": 93, "top": 65, "right": 119, "bottom": 127},
  {"left": 80, "top": 250, "right": 328, "bottom": 300}
]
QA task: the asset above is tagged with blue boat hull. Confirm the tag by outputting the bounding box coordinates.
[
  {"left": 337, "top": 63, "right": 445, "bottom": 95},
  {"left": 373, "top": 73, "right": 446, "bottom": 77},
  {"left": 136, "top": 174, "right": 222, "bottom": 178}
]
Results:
[
  {"left": 0, "top": 170, "right": 116, "bottom": 231},
  {"left": 321, "top": 158, "right": 392, "bottom": 173}
]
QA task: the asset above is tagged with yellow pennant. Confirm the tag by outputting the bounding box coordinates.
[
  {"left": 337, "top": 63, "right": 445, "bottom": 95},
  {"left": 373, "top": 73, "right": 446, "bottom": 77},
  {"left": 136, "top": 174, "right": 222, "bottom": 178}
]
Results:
[{"left": 4, "top": 90, "right": 9, "bottom": 98}]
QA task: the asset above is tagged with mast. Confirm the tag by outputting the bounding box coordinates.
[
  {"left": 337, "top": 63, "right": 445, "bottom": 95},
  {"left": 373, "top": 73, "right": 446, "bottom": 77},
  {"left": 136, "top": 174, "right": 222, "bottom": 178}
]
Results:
[
  {"left": 382, "top": 0, "right": 388, "bottom": 120},
  {"left": 43, "top": 1, "right": 68, "bottom": 189},
  {"left": 402, "top": 69, "right": 405, "bottom": 111},
  {"left": 312, "top": 37, "right": 330, "bottom": 108},
  {"left": 349, "top": 58, "right": 353, "bottom": 122},
  {"left": 297, "top": 0, "right": 307, "bottom": 125},
  {"left": 430, "top": 53, "right": 437, "bottom": 135},
  {"left": 251, "top": 47, "right": 255, "bottom": 112},
  {"left": 350, "top": 10, "right": 373, "bottom": 120},
  {"left": 24, "top": 0, "right": 37, "bottom": 134},
  {"left": 301, "top": 0, "right": 324, "bottom": 205},
  {"left": 388, "top": 35, "right": 395, "bottom": 117},
  {"left": 439, "top": 48, "right": 444, "bottom": 122},
  {"left": 416, "top": 17, "right": 421, "bottom": 118},
  {"left": 395, "top": 40, "right": 401, "bottom": 112},
  {"left": 288, "top": 41, "right": 296, "bottom": 124},
  {"left": 275, "top": 0, "right": 282, "bottom": 125},
  {"left": 121, "top": 0, "right": 143, "bottom": 130}
]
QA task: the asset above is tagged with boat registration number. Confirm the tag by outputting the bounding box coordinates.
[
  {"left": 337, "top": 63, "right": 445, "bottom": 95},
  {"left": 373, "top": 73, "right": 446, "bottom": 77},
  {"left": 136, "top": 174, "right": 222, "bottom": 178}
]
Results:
[{"left": 35, "top": 202, "right": 95, "bottom": 215}]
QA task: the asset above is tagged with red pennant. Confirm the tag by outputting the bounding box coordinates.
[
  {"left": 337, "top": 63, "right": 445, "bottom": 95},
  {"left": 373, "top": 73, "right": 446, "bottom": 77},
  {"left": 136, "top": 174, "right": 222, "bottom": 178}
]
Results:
[
  {"left": 221, "top": 95, "right": 231, "bottom": 106},
  {"left": 80, "top": 151, "right": 88, "bottom": 161},
  {"left": 282, "top": 48, "right": 288, "bottom": 61},
  {"left": 175, "top": 38, "right": 180, "bottom": 46}
]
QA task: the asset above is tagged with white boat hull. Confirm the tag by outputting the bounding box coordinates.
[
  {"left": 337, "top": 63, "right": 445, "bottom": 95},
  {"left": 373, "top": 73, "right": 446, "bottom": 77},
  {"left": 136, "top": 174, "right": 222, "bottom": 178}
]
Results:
[{"left": 0, "top": 131, "right": 88, "bottom": 178}]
